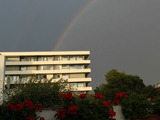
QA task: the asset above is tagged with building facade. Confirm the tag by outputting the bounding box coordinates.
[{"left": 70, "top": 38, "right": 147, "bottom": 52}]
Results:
[{"left": 0, "top": 51, "right": 92, "bottom": 92}]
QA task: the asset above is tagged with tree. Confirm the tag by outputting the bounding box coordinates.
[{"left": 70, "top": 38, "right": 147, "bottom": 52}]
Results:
[{"left": 94, "top": 69, "right": 145, "bottom": 98}]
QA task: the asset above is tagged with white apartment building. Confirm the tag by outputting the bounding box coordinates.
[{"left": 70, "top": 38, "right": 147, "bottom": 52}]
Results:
[{"left": 0, "top": 51, "right": 92, "bottom": 92}]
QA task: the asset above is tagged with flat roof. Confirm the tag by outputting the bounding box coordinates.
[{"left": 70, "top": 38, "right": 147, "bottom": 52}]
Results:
[{"left": 0, "top": 51, "right": 90, "bottom": 56}]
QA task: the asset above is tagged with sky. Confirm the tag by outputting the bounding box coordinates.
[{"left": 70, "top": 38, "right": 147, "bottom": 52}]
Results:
[{"left": 0, "top": 0, "right": 160, "bottom": 89}]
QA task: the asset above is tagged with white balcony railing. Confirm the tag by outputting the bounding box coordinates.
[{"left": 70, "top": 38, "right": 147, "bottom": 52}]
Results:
[
  {"left": 5, "top": 69, "right": 91, "bottom": 75},
  {"left": 6, "top": 60, "right": 90, "bottom": 65}
]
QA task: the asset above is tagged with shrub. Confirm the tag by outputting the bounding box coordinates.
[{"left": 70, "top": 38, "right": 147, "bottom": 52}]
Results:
[{"left": 5, "top": 79, "right": 70, "bottom": 108}]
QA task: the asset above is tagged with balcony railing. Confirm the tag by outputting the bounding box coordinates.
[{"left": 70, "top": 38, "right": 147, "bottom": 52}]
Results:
[
  {"left": 6, "top": 60, "right": 90, "bottom": 65},
  {"left": 5, "top": 69, "right": 91, "bottom": 75}
]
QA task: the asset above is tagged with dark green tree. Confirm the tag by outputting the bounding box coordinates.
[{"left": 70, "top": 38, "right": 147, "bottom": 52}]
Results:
[{"left": 94, "top": 69, "right": 145, "bottom": 98}]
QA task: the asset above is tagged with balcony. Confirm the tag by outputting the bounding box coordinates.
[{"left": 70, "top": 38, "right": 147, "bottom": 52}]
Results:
[
  {"left": 5, "top": 60, "right": 90, "bottom": 65},
  {"left": 5, "top": 69, "right": 91, "bottom": 75},
  {"left": 72, "top": 87, "right": 92, "bottom": 92},
  {"left": 51, "top": 78, "right": 92, "bottom": 82}
]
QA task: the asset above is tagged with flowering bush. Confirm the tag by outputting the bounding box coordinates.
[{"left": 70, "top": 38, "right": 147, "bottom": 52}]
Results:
[
  {"left": 150, "top": 96, "right": 160, "bottom": 114},
  {"left": 0, "top": 100, "right": 44, "bottom": 120},
  {"left": 121, "top": 92, "right": 152, "bottom": 119},
  {"left": 55, "top": 93, "right": 116, "bottom": 120},
  {"left": 6, "top": 79, "right": 70, "bottom": 108}
]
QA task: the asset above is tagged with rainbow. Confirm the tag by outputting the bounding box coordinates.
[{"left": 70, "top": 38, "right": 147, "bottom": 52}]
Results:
[{"left": 53, "top": 0, "right": 96, "bottom": 50}]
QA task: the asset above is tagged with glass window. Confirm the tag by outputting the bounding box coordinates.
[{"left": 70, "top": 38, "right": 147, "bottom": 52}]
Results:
[
  {"left": 43, "top": 66, "right": 53, "bottom": 70},
  {"left": 53, "top": 56, "right": 59, "bottom": 61},
  {"left": 62, "top": 56, "right": 68, "bottom": 61},
  {"left": 48, "top": 57, "right": 53, "bottom": 61},
  {"left": 70, "top": 56, "right": 76, "bottom": 61},
  {"left": 70, "top": 65, "right": 83, "bottom": 69},
  {"left": 38, "top": 57, "right": 43, "bottom": 61},
  {"left": 62, "top": 65, "right": 69, "bottom": 69},
  {"left": 62, "top": 74, "right": 69, "bottom": 79},
  {"left": 53, "top": 74, "right": 60, "bottom": 79},
  {"left": 53, "top": 65, "right": 59, "bottom": 70},
  {"left": 21, "top": 66, "right": 27, "bottom": 71},
  {"left": 37, "top": 75, "right": 46, "bottom": 79},
  {"left": 70, "top": 65, "right": 76, "bottom": 69},
  {"left": 70, "top": 83, "right": 77, "bottom": 88},
  {"left": 30, "top": 57, "right": 37, "bottom": 61},
  {"left": 5, "top": 75, "right": 20, "bottom": 84},
  {"left": 77, "top": 56, "right": 83, "bottom": 60},
  {"left": 76, "top": 65, "right": 83, "bottom": 69},
  {"left": 78, "top": 83, "right": 84, "bottom": 87}
]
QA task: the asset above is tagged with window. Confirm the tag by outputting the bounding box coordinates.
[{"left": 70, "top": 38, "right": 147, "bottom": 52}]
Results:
[
  {"left": 62, "top": 74, "right": 69, "bottom": 79},
  {"left": 70, "top": 65, "right": 83, "bottom": 69},
  {"left": 37, "top": 75, "right": 46, "bottom": 79},
  {"left": 37, "top": 56, "right": 53, "bottom": 61},
  {"left": 62, "top": 65, "right": 69, "bottom": 69},
  {"left": 77, "top": 56, "right": 83, "bottom": 60},
  {"left": 21, "top": 66, "right": 27, "bottom": 71},
  {"left": 38, "top": 57, "right": 43, "bottom": 61},
  {"left": 70, "top": 83, "right": 84, "bottom": 88},
  {"left": 62, "top": 56, "right": 69, "bottom": 61},
  {"left": 5, "top": 75, "right": 20, "bottom": 84},
  {"left": 20, "top": 75, "right": 33, "bottom": 82},
  {"left": 43, "top": 66, "right": 53, "bottom": 70},
  {"left": 53, "top": 65, "right": 59, "bottom": 70},
  {"left": 70, "top": 56, "right": 76, "bottom": 61},
  {"left": 30, "top": 57, "right": 37, "bottom": 61},
  {"left": 53, "top": 74, "right": 60, "bottom": 79},
  {"left": 53, "top": 56, "right": 59, "bottom": 61}
]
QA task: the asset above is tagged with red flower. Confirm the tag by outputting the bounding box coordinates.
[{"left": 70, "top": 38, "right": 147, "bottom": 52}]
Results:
[
  {"left": 94, "top": 93, "right": 104, "bottom": 99},
  {"left": 61, "top": 92, "right": 72, "bottom": 99},
  {"left": 68, "top": 105, "right": 78, "bottom": 115},
  {"left": 16, "top": 103, "right": 23, "bottom": 111},
  {"left": 115, "top": 92, "right": 127, "bottom": 99},
  {"left": 109, "top": 109, "right": 116, "bottom": 117},
  {"left": 57, "top": 109, "right": 67, "bottom": 119},
  {"left": 26, "top": 116, "right": 35, "bottom": 120},
  {"left": 112, "top": 100, "right": 120, "bottom": 105},
  {"left": 79, "top": 94, "right": 86, "bottom": 99},
  {"left": 40, "top": 117, "right": 45, "bottom": 120},
  {"left": 24, "top": 100, "right": 34, "bottom": 109},
  {"left": 7, "top": 104, "right": 15, "bottom": 110},
  {"left": 35, "top": 104, "right": 44, "bottom": 111},
  {"left": 103, "top": 101, "right": 111, "bottom": 107}
]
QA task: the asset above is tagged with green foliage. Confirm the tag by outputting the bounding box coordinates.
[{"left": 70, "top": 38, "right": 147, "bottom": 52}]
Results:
[
  {"left": 0, "top": 100, "right": 39, "bottom": 120},
  {"left": 105, "top": 69, "right": 145, "bottom": 93},
  {"left": 121, "top": 93, "right": 152, "bottom": 119},
  {"left": 56, "top": 93, "right": 115, "bottom": 120},
  {"left": 5, "top": 79, "right": 70, "bottom": 108},
  {"left": 142, "top": 85, "right": 160, "bottom": 98},
  {"left": 151, "top": 96, "right": 160, "bottom": 114},
  {"left": 95, "top": 69, "right": 145, "bottom": 100}
]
